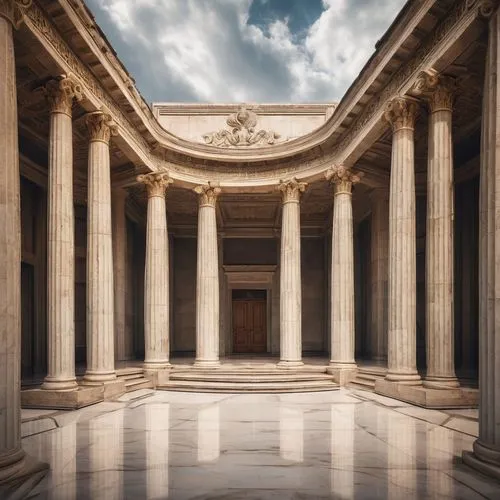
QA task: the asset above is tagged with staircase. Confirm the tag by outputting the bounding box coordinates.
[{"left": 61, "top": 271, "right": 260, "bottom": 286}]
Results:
[
  {"left": 158, "top": 367, "right": 338, "bottom": 393},
  {"left": 116, "top": 367, "right": 154, "bottom": 393},
  {"left": 348, "top": 365, "right": 387, "bottom": 392}
]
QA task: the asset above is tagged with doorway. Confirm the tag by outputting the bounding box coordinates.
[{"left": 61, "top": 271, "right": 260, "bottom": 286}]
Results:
[{"left": 232, "top": 290, "right": 267, "bottom": 354}]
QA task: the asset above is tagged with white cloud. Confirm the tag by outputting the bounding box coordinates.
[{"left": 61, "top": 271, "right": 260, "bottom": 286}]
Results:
[{"left": 91, "top": 0, "right": 406, "bottom": 103}]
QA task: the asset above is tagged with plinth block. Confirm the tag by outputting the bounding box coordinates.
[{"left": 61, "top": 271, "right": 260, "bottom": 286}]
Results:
[
  {"left": 326, "top": 366, "right": 357, "bottom": 386},
  {"left": 21, "top": 385, "right": 104, "bottom": 410},
  {"left": 375, "top": 379, "right": 478, "bottom": 409}
]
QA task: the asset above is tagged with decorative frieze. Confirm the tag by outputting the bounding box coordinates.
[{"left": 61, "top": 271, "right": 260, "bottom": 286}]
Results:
[
  {"left": 278, "top": 178, "right": 307, "bottom": 203},
  {"left": 384, "top": 97, "right": 419, "bottom": 132},
  {"left": 44, "top": 75, "right": 83, "bottom": 116},
  {"left": 137, "top": 170, "right": 173, "bottom": 198},
  {"left": 325, "top": 166, "right": 360, "bottom": 195},
  {"left": 203, "top": 107, "right": 281, "bottom": 147},
  {"left": 85, "top": 111, "right": 118, "bottom": 145},
  {"left": 0, "top": 0, "right": 31, "bottom": 28},
  {"left": 194, "top": 183, "right": 221, "bottom": 207}
]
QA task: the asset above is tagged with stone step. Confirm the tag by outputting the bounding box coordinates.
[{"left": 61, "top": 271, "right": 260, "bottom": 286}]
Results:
[
  {"left": 348, "top": 366, "right": 387, "bottom": 392},
  {"left": 124, "top": 378, "right": 154, "bottom": 392},
  {"left": 159, "top": 378, "right": 338, "bottom": 393},
  {"left": 169, "top": 372, "right": 333, "bottom": 383}
]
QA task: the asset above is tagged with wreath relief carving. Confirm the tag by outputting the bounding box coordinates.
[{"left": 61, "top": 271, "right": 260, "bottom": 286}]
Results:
[{"left": 203, "top": 107, "right": 282, "bottom": 147}]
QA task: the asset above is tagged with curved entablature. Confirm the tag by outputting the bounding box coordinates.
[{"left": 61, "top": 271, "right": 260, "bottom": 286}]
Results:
[{"left": 17, "top": 0, "right": 496, "bottom": 189}]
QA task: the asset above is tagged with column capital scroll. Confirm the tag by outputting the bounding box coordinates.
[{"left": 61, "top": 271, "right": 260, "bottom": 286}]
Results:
[
  {"left": 194, "top": 183, "right": 221, "bottom": 207},
  {"left": 85, "top": 111, "right": 118, "bottom": 145},
  {"left": 411, "top": 70, "right": 457, "bottom": 113},
  {"left": 278, "top": 178, "right": 307, "bottom": 203},
  {"left": 384, "top": 97, "right": 419, "bottom": 132},
  {"left": 325, "top": 166, "right": 360, "bottom": 195},
  {"left": 44, "top": 75, "right": 83, "bottom": 116},
  {"left": 137, "top": 170, "right": 173, "bottom": 198},
  {"left": 0, "top": 0, "right": 32, "bottom": 29}
]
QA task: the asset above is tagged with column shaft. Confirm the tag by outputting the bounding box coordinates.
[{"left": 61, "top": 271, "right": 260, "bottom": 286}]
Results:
[
  {"left": 194, "top": 185, "right": 221, "bottom": 367},
  {"left": 139, "top": 172, "right": 172, "bottom": 370},
  {"left": 112, "top": 189, "right": 130, "bottom": 362},
  {"left": 43, "top": 78, "right": 81, "bottom": 391},
  {"left": 278, "top": 179, "right": 306, "bottom": 367},
  {"left": 370, "top": 189, "right": 389, "bottom": 363},
  {"left": 385, "top": 98, "right": 421, "bottom": 384},
  {"left": 463, "top": 7, "right": 500, "bottom": 480},
  {"left": 423, "top": 76, "right": 459, "bottom": 388},
  {"left": 83, "top": 112, "right": 117, "bottom": 383},
  {"left": 0, "top": 11, "right": 24, "bottom": 481},
  {"left": 327, "top": 167, "right": 359, "bottom": 378}
]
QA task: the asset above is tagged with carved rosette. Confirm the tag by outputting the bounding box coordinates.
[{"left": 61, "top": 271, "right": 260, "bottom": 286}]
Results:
[
  {"left": 278, "top": 178, "right": 307, "bottom": 203},
  {"left": 194, "top": 183, "right": 221, "bottom": 207},
  {"left": 0, "top": 0, "right": 32, "bottom": 28},
  {"left": 44, "top": 76, "right": 83, "bottom": 116},
  {"left": 411, "top": 71, "right": 457, "bottom": 113},
  {"left": 325, "top": 166, "right": 360, "bottom": 195},
  {"left": 137, "top": 170, "right": 173, "bottom": 198},
  {"left": 85, "top": 111, "right": 118, "bottom": 145},
  {"left": 470, "top": 0, "right": 497, "bottom": 18},
  {"left": 384, "top": 97, "right": 419, "bottom": 132}
]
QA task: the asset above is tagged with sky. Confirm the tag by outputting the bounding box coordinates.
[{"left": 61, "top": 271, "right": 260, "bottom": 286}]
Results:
[{"left": 86, "top": 0, "right": 408, "bottom": 104}]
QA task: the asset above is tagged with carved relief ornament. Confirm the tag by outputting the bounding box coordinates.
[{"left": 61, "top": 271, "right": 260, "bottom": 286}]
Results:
[
  {"left": 203, "top": 107, "right": 281, "bottom": 148},
  {"left": 137, "top": 170, "right": 173, "bottom": 198},
  {"left": 278, "top": 178, "right": 307, "bottom": 203},
  {"left": 85, "top": 111, "right": 118, "bottom": 145},
  {"left": 44, "top": 75, "right": 83, "bottom": 116},
  {"left": 325, "top": 166, "right": 360, "bottom": 195},
  {"left": 0, "top": 0, "right": 32, "bottom": 28},
  {"left": 194, "top": 183, "right": 221, "bottom": 207},
  {"left": 384, "top": 97, "right": 419, "bottom": 132},
  {"left": 411, "top": 70, "right": 457, "bottom": 113}
]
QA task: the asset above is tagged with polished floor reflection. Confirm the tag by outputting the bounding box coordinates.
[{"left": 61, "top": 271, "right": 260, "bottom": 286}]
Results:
[{"left": 22, "top": 390, "right": 500, "bottom": 499}]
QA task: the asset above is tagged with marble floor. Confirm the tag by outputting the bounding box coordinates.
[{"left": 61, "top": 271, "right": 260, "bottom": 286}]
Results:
[{"left": 21, "top": 389, "right": 500, "bottom": 499}]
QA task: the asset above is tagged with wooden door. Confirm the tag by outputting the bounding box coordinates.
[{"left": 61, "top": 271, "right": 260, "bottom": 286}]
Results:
[{"left": 233, "top": 298, "right": 267, "bottom": 353}]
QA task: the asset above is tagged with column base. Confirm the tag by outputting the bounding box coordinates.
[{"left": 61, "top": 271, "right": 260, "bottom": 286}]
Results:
[
  {"left": 41, "top": 376, "right": 78, "bottom": 391},
  {"left": 326, "top": 363, "right": 357, "bottom": 386},
  {"left": 423, "top": 375, "right": 460, "bottom": 389},
  {"left": 463, "top": 441, "right": 500, "bottom": 481},
  {"left": 375, "top": 379, "right": 478, "bottom": 408},
  {"left": 22, "top": 385, "right": 104, "bottom": 410},
  {"left": 193, "top": 359, "right": 221, "bottom": 368},
  {"left": 385, "top": 370, "right": 422, "bottom": 385},
  {"left": 143, "top": 360, "right": 171, "bottom": 371},
  {"left": 0, "top": 452, "right": 48, "bottom": 499},
  {"left": 82, "top": 370, "right": 116, "bottom": 384},
  {"left": 277, "top": 360, "right": 304, "bottom": 369}
]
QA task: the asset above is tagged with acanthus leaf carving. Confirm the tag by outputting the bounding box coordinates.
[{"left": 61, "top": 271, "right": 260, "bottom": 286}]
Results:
[
  {"left": 44, "top": 74, "right": 84, "bottom": 116},
  {"left": 137, "top": 169, "right": 173, "bottom": 198},
  {"left": 384, "top": 97, "right": 419, "bottom": 132},
  {"left": 325, "top": 165, "right": 361, "bottom": 195},
  {"left": 203, "top": 107, "right": 281, "bottom": 148},
  {"left": 278, "top": 178, "right": 307, "bottom": 203},
  {"left": 194, "top": 183, "right": 221, "bottom": 207},
  {"left": 85, "top": 111, "right": 118, "bottom": 144},
  {"left": 0, "top": 0, "right": 32, "bottom": 29},
  {"left": 410, "top": 70, "right": 457, "bottom": 113}
]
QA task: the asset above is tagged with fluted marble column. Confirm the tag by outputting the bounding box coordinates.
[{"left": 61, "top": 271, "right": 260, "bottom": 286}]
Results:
[
  {"left": 0, "top": 0, "right": 48, "bottom": 486},
  {"left": 384, "top": 97, "right": 421, "bottom": 385},
  {"left": 138, "top": 171, "right": 173, "bottom": 370},
  {"left": 370, "top": 187, "right": 389, "bottom": 363},
  {"left": 463, "top": 6, "right": 500, "bottom": 480},
  {"left": 414, "top": 71, "right": 459, "bottom": 389},
  {"left": 194, "top": 184, "right": 221, "bottom": 367},
  {"left": 83, "top": 112, "right": 118, "bottom": 384},
  {"left": 326, "top": 166, "right": 359, "bottom": 383},
  {"left": 42, "top": 77, "right": 82, "bottom": 391},
  {"left": 112, "top": 188, "right": 130, "bottom": 362},
  {"left": 278, "top": 178, "right": 307, "bottom": 368}
]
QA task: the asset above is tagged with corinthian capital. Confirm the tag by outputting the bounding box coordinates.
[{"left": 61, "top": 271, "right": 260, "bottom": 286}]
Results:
[
  {"left": 278, "top": 178, "right": 307, "bottom": 203},
  {"left": 0, "top": 0, "right": 32, "bottom": 29},
  {"left": 44, "top": 75, "right": 84, "bottom": 116},
  {"left": 194, "top": 183, "right": 221, "bottom": 207},
  {"left": 85, "top": 111, "right": 118, "bottom": 144},
  {"left": 411, "top": 70, "right": 457, "bottom": 113},
  {"left": 384, "top": 97, "right": 418, "bottom": 132},
  {"left": 137, "top": 170, "right": 173, "bottom": 198},
  {"left": 325, "top": 166, "right": 360, "bottom": 195}
]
